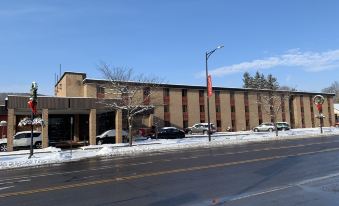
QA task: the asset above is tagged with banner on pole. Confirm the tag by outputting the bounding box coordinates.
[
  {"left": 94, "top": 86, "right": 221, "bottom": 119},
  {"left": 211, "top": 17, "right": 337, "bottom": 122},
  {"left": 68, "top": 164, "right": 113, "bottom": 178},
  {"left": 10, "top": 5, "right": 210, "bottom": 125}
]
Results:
[{"left": 208, "top": 75, "right": 212, "bottom": 97}]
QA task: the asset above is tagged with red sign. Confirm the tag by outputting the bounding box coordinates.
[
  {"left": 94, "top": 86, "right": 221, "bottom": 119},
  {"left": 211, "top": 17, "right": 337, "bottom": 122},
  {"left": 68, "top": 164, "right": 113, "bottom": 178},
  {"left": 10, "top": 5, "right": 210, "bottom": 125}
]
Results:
[{"left": 207, "top": 75, "right": 212, "bottom": 97}]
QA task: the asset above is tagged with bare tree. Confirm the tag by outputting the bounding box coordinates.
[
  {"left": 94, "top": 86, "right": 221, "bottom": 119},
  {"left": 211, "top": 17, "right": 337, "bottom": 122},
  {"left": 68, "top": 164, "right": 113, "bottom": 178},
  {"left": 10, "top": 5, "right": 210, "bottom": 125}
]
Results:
[
  {"left": 256, "top": 90, "right": 291, "bottom": 136},
  {"left": 98, "top": 63, "right": 163, "bottom": 146},
  {"left": 322, "top": 81, "right": 339, "bottom": 103}
]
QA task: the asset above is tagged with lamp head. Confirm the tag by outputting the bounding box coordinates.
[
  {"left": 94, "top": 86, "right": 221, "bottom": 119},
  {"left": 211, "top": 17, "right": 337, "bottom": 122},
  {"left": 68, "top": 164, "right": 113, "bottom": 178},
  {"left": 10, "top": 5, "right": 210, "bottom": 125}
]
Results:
[{"left": 217, "top": 45, "right": 224, "bottom": 49}]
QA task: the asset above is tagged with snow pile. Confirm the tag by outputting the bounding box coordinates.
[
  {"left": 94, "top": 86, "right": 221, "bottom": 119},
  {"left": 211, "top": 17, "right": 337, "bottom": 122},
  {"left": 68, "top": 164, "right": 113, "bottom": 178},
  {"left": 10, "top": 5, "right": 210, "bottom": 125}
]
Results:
[{"left": 0, "top": 127, "right": 338, "bottom": 170}]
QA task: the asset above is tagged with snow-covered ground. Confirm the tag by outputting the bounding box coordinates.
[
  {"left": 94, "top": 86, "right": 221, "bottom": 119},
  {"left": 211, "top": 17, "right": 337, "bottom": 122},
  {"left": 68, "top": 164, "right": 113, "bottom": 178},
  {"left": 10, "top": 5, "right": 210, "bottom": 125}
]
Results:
[{"left": 0, "top": 127, "right": 338, "bottom": 170}]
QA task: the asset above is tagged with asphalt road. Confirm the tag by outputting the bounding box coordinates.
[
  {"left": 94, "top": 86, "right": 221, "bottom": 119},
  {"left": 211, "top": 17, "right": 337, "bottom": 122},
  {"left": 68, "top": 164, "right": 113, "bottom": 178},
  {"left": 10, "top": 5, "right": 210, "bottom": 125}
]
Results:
[{"left": 1, "top": 135, "right": 339, "bottom": 206}]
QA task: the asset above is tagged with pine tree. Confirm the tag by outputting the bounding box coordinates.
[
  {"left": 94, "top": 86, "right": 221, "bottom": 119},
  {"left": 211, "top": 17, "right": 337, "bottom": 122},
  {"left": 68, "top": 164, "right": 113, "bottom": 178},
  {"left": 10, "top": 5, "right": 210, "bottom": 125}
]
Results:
[
  {"left": 242, "top": 72, "right": 252, "bottom": 88},
  {"left": 253, "top": 71, "right": 261, "bottom": 89},
  {"left": 259, "top": 73, "right": 266, "bottom": 89},
  {"left": 267, "top": 74, "right": 279, "bottom": 90}
]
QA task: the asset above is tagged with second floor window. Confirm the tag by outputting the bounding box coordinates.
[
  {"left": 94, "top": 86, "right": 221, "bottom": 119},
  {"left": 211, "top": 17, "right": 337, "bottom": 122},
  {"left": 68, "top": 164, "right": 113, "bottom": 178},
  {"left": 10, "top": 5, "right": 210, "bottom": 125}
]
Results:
[{"left": 182, "top": 105, "right": 188, "bottom": 112}]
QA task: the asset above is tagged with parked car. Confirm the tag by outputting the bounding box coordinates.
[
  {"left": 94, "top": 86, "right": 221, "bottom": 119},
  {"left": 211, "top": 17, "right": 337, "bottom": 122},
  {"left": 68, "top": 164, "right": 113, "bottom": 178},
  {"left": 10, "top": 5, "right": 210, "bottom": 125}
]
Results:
[
  {"left": 253, "top": 123, "right": 275, "bottom": 132},
  {"left": 155, "top": 127, "right": 185, "bottom": 139},
  {"left": 138, "top": 126, "right": 156, "bottom": 137},
  {"left": 336, "top": 122, "right": 339, "bottom": 128},
  {"left": 0, "top": 131, "right": 42, "bottom": 152},
  {"left": 185, "top": 123, "right": 217, "bottom": 134},
  {"left": 96, "top": 129, "right": 128, "bottom": 145},
  {"left": 276, "top": 122, "right": 290, "bottom": 131}
]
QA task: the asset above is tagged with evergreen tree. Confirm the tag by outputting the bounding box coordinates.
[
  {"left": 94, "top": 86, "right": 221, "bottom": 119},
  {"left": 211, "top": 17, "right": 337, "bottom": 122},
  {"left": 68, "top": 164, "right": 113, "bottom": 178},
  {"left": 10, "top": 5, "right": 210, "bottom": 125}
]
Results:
[
  {"left": 259, "top": 73, "right": 266, "bottom": 89},
  {"left": 242, "top": 71, "right": 281, "bottom": 90},
  {"left": 253, "top": 71, "right": 261, "bottom": 89},
  {"left": 266, "top": 74, "right": 279, "bottom": 90},
  {"left": 242, "top": 72, "right": 252, "bottom": 88}
]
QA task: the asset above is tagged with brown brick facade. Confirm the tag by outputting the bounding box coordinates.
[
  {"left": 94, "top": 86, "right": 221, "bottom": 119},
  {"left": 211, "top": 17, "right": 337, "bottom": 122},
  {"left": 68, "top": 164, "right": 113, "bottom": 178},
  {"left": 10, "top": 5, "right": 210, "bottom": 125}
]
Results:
[{"left": 55, "top": 72, "right": 336, "bottom": 131}]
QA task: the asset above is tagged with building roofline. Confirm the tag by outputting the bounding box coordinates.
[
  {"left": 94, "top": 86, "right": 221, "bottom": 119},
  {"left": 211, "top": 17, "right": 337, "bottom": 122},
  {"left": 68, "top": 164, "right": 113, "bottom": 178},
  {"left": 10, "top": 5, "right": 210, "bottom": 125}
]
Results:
[
  {"left": 83, "top": 78, "right": 335, "bottom": 97},
  {"left": 55, "top": 71, "right": 87, "bottom": 87}
]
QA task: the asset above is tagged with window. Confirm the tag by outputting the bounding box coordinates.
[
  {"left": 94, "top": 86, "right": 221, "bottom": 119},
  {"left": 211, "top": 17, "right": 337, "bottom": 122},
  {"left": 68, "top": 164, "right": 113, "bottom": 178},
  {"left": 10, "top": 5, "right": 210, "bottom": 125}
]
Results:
[
  {"left": 164, "top": 121, "right": 171, "bottom": 127},
  {"left": 230, "top": 91, "right": 235, "bottom": 99},
  {"left": 216, "top": 105, "right": 220, "bottom": 113},
  {"left": 215, "top": 91, "right": 220, "bottom": 97},
  {"left": 14, "top": 134, "right": 26, "bottom": 139},
  {"left": 143, "top": 87, "right": 150, "bottom": 96},
  {"left": 245, "top": 106, "right": 249, "bottom": 113},
  {"left": 183, "top": 121, "right": 188, "bottom": 128},
  {"left": 231, "top": 120, "right": 236, "bottom": 128},
  {"left": 258, "top": 106, "right": 262, "bottom": 113},
  {"left": 244, "top": 92, "right": 249, "bottom": 104},
  {"left": 200, "top": 105, "right": 205, "bottom": 112},
  {"left": 231, "top": 105, "right": 236, "bottom": 113},
  {"left": 217, "top": 120, "right": 221, "bottom": 128},
  {"left": 182, "top": 89, "right": 187, "bottom": 97},
  {"left": 182, "top": 105, "right": 187, "bottom": 112},
  {"left": 97, "top": 86, "right": 104, "bottom": 94},
  {"left": 164, "top": 88, "right": 170, "bottom": 96},
  {"left": 164, "top": 105, "right": 169, "bottom": 113},
  {"left": 199, "top": 90, "right": 204, "bottom": 97}
]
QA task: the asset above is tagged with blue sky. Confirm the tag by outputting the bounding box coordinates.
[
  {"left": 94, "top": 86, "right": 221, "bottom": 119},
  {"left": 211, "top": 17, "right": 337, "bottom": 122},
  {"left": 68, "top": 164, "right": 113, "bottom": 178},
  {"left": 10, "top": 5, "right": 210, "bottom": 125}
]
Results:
[{"left": 1, "top": 0, "right": 339, "bottom": 95}]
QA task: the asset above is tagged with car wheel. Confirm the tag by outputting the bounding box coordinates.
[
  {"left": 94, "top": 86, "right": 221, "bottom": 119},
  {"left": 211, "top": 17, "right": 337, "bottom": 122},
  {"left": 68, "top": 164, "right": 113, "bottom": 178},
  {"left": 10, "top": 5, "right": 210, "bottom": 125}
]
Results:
[
  {"left": 188, "top": 130, "right": 192, "bottom": 135},
  {"left": 34, "top": 141, "right": 42, "bottom": 149},
  {"left": 203, "top": 130, "right": 207, "bottom": 135},
  {"left": 0, "top": 144, "right": 7, "bottom": 152},
  {"left": 254, "top": 128, "right": 259, "bottom": 132},
  {"left": 97, "top": 139, "right": 103, "bottom": 145},
  {"left": 268, "top": 128, "right": 273, "bottom": 132}
]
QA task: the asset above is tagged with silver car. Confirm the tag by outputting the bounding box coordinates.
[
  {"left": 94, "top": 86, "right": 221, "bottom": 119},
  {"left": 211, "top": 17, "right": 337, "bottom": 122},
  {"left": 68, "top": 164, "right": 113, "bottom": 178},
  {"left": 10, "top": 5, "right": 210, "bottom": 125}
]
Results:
[
  {"left": 185, "top": 123, "right": 216, "bottom": 134},
  {"left": 253, "top": 123, "right": 275, "bottom": 132}
]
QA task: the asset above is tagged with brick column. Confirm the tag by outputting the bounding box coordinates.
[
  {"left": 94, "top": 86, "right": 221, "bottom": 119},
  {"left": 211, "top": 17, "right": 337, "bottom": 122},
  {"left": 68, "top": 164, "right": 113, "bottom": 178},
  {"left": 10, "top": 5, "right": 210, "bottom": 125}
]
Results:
[
  {"left": 89, "top": 109, "right": 96, "bottom": 145},
  {"left": 7, "top": 109, "right": 16, "bottom": 152},
  {"left": 42, "top": 109, "right": 49, "bottom": 148},
  {"left": 147, "top": 114, "right": 154, "bottom": 127},
  {"left": 115, "top": 109, "right": 123, "bottom": 143}
]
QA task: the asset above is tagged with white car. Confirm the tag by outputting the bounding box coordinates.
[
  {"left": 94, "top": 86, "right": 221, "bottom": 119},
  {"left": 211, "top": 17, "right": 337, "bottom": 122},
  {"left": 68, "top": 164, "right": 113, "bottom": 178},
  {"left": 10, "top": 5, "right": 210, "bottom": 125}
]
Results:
[{"left": 0, "top": 131, "right": 42, "bottom": 152}]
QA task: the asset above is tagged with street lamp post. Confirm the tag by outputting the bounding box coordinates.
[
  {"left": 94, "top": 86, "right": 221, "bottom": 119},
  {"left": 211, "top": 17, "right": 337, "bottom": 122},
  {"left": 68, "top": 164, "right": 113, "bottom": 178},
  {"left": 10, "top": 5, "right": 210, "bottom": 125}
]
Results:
[
  {"left": 28, "top": 82, "right": 38, "bottom": 159},
  {"left": 205, "top": 45, "right": 223, "bottom": 142}
]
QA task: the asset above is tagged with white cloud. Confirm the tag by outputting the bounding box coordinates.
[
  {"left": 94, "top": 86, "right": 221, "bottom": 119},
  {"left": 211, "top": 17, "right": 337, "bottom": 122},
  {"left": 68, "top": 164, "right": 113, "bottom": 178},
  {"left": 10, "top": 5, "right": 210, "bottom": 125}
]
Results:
[{"left": 206, "top": 49, "right": 339, "bottom": 77}]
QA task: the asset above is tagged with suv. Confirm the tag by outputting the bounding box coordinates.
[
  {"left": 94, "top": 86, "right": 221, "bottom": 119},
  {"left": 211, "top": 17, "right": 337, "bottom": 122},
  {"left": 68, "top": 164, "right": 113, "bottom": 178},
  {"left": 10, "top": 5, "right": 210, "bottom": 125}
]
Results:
[
  {"left": 185, "top": 123, "right": 216, "bottom": 134},
  {"left": 253, "top": 123, "right": 275, "bottom": 132},
  {"left": 0, "top": 131, "right": 42, "bottom": 152},
  {"left": 276, "top": 122, "right": 290, "bottom": 131}
]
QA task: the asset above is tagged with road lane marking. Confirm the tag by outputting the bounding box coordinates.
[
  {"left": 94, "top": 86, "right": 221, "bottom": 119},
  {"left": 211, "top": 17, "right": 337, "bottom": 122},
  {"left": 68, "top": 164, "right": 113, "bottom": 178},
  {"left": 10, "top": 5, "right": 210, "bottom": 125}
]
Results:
[
  {"left": 1, "top": 147, "right": 339, "bottom": 198},
  {"left": 218, "top": 171, "right": 339, "bottom": 204},
  {"left": 0, "top": 161, "right": 154, "bottom": 183},
  {"left": 1, "top": 139, "right": 339, "bottom": 185},
  {"left": 0, "top": 186, "right": 14, "bottom": 191},
  {"left": 0, "top": 179, "right": 31, "bottom": 186}
]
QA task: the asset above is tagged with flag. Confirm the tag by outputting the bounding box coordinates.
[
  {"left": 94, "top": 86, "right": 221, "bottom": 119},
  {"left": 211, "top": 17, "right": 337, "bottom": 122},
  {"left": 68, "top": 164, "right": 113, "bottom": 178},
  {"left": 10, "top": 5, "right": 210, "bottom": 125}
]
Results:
[{"left": 208, "top": 75, "right": 212, "bottom": 97}]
